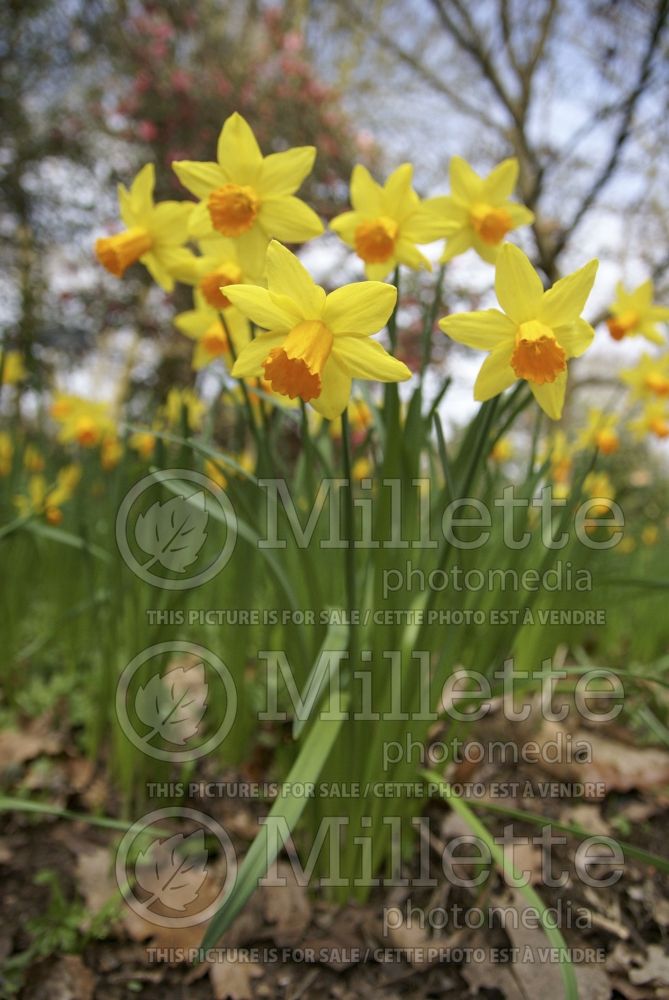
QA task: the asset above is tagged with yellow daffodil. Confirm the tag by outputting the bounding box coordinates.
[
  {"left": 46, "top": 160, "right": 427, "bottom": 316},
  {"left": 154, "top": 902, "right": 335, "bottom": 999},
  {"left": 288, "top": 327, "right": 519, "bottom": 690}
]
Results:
[
  {"left": 163, "top": 388, "right": 206, "bottom": 431},
  {"left": 490, "top": 437, "right": 513, "bottom": 463},
  {"left": 0, "top": 432, "right": 12, "bottom": 476},
  {"left": 95, "top": 164, "right": 193, "bottom": 291},
  {"left": 175, "top": 290, "right": 250, "bottom": 371},
  {"left": 620, "top": 352, "right": 669, "bottom": 400},
  {"left": 226, "top": 241, "right": 411, "bottom": 419},
  {"left": 23, "top": 445, "right": 45, "bottom": 473},
  {"left": 14, "top": 464, "right": 81, "bottom": 524},
  {"left": 100, "top": 436, "right": 123, "bottom": 471},
  {"left": 583, "top": 471, "right": 616, "bottom": 519},
  {"left": 641, "top": 524, "right": 659, "bottom": 546},
  {"left": 628, "top": 400, "right": 669, "bottom": 440},
  {"left": 329, "top": 398, "right": 374, "bottom": 440},
  {"left": 173, "top": 113, "right": 322, "bottom": 271},
  {"left": 179, "top": 234, "right": 262, "bottom": 309},
  {"left": 204, "top": 451, "right": 255, "bottom": 489},
  {"left": 546, "top": 430, "right": 573, "bottom": 493},
  {"left": 129, "top": 431, "right": 157, "bottom": 460},
  {"left": 606, "top": 279, "right": 669, "bottom": 344},
  {"left": 352, "top": 456, "right": 373, "bottom": 481},
  {"left": 52, "top": 397, "right": 116, "bottom": 448},
  {"left": 2, "top": 351, "right": 27, "bottom": 385},
  {"left": 575, "top": 408, "right": 620, "bottom": 455},
  {"left": 439, "top": 244, "right": 598, "bottom": 419},
  {"left": 434, "top": 157, "right": 534, "bottom": 264},
  {"left": 330, "top": 163, "right": 452, "bottom": 280}
]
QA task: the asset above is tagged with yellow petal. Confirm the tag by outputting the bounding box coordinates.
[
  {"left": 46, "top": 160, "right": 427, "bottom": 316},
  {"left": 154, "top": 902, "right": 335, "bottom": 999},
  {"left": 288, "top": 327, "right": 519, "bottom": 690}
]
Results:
[
  {"left": 142, "top": 251, "right": 174, "bottom": 292},
  {"left": 231, "top": 331, "right": 286, "bottom": 378},
  {"left": 188, "top": 200, "right": 215, "bottom": 239},
  {"left": 310, "top": 356, "right": 352, "bottom": 418},
  {"left": 631, "top": 279, "right": 653, "bottom": 311},
  {"left": 323, "top": 281, "right": 397, "bottom": 335},
  {"left": 350, "top": 164, "right": 382, "bottom": 213},
  {"left": 440, "top": 309, "right": 515, "bottom": 350},
  {"left": 264, "top": 242, "right": 325, "bottom": 317},
  {"left": 224, "top": 284, "right": 296, "bottom": 330},
  {"left": 482, "top": 158, "right": 518, "bottom": 203},
  {"left": 402, "top": 200, "right": 460, "bottom": 243},
  {"left": 506, "top": 203, "right": 535, "bottom": 228},
  {"left": 394, "top": 238, "right": 432, "bottom": 272},
  {"left": 364, "top": 261, "right": 393, "bottom": 281},
  {"left": 530, "top": 372, "right": 568, "bottom": 420},
  {"left": 234, "top": 226, "right": 271, "bottom": 277},
  {"left": 151, "top": 202, "right": 194, "bottom": 243},
  {"left": 539, "top": 259, "right": 598, "bottom": 328},
  {"left": 649, "top": 305, "right": 669, "bottom": 322},
  {"left": 259, "top": 196, "right": 324, "bottom": 242},
  {"left": 216, "top": 112, "right": 263, "bottom": 182},
  {"left": 130, "top": 164, "right": 155, "bottom": 215},
  {"left": 554, "top": 318, "right": 595, "bottom": 358},
  {"left": 450, "top": 156, "right": 484, "bottom": 205},
  {"left": 472, "top": 235, "right": 502, "bottom": 264},
  {"left": 329, "top": 210, "right": 360, "bottom": 244},
  {"left": 175, "top": 308, "right": 209, "bottom": 339},
  {"left": 259, "top": 146, "right": 316, "bottom": 196},
  {"left": 172, "top": 160, "right": 227, "bottom": 198},
  {"left": 473, "top": 344, "right": 516, "bottom": 400},
  {"left": 495, "top": 243, "right": 544, "bottom": 323},
  {"left": 440, "top": 228, "right": 474, "bottom": 262},
  {"left": 383, "top": 163, "right": 415, "bottom": 219},
  {"left": 333, "top": 336, "right": 411, "bottom": 383}
]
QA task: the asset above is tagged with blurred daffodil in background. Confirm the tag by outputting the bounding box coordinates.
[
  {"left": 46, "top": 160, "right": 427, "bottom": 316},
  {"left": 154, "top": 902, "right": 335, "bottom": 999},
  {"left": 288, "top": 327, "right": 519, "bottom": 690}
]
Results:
[
  {"left": 440, "top": 244, "right": 597, "bottom": 419},
  {"left": 174, "top": 291, "right": 250, "bottom": 371},
  {"left": 606, "top": 279, "right": 669, "bottom": 344},
  {"left": 620, "top": 352, "right": 669, "bottom": 400},
  {"left": 95, "top": 164, "right": 193, "bottom": 290},
  {"left": 576, "top": 408, "right": 620, "bottom": 455}
]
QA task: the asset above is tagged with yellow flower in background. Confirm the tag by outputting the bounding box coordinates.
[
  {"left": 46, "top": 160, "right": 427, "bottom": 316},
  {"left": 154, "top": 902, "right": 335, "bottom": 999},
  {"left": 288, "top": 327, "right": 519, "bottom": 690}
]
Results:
[
  {"left": 628, "top": 400, "right": 669, "bottom": 440},
  {"left": 129, "top": 431, "right": 157, "bottom": 460},
  {"left": 52, "top": 397, "right": 116, "bottom": 448},
  {"left": 175, "top": 291, "right": 250, "bottom": 371},
  {"left": 329, "top": 398, "right": 374, "bottom": 439},
  {"left": 490, "top": 437, "right": 514, "bottom": 463},
  {"left": 179, "top": 235, "right": 261, "bottom": 309},
  {"left": 23, "top": 445, "right": 45, "bottom": 473},
  {"left": 95, "top": 164, "right": 193, "bottom": 291},
  {"left": 0, "top": 432, "right": 13, "bottom": 475},
  {"left": 226, "top": 241, "right": 411, "bottom": 419},
  {"left": 173, "top": 113, "right": 322, "bottom": 270},
  {"left": 14, "top": 464, "right": 81, "bottom": 524},
  {"left": 606, "top": 279, "right": 669, "bottom": 344},
  {"left": 100, "top": 436, "right": 123, "bottom": 471},
  {"left": 434, "top": 157, "right": 534, "bottom": 264},
  {"left": 204, "top": 450, "right": 255, "bottom": 489},
  {"left": 330, "top": 163, "right": 453, "bottom": 280},
  {"left": 575, "top": 408, "right": 620, "bottom": 455},
  {"left": 351, "top": 455, "right": 373, "bottom": 481},
  {"left": 583, "top": 471, "right": 616, "bottom": 519},
  {"left": 2, "top": 351, "right": 27, "bottom": 385},
  {"left": 642, "top": 524, "right": 659, "bottom": 546},
  {"left": 440, "top": 245, "right": 598, "bottom": 419},
  {"left": 620, "top": 352, "right": 669, "bottom": 400},
  {"left": 163, "top": 387, "right": 206, "bottom": 431}
]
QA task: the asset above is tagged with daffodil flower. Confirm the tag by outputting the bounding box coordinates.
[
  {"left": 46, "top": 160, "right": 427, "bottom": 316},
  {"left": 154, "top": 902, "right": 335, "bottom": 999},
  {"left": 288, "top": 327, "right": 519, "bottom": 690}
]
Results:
[
  {"left": 1, "top": 351, "right": 26, "bottom": 385},
  {"left": 162, "top": 388, "right": 206, "bottom": 431},
  {"left": 95, "top": 164, "right": 193, "bottom": 291},
  {"left": 175, "top": 291, "right": 250, "bottom": 371},
  {"left": 620, "top": 352, "right": 669, "bottom": 400},
  {"left": 606, "top": 279, "right": 669, "bottom": 344},
  {"left": 433, "top": 157, "right": 534, "bottom": 264},
  {"left": 52, "top": 397, "right": 116, "bottom": 448},
  {"left": 628, "top": 400, "right": 669, "bottom": 440},
  {"left": 575, "top": 408, "right": 620, "bottom": 455},
  {"left": 179, "top": 235, "right": 259, "bottom": 311},
  {"left": 173, "top": 113, "right": 323, "bottom": 270},
  {"left": 226, "top": 241, "right": 411, "bottom": 419},
  {"left": 330, "top": 163, "right": 453, "bottom": 280},
  {"left": 440, "top": 244, "right": 598, "bottom": 420}
]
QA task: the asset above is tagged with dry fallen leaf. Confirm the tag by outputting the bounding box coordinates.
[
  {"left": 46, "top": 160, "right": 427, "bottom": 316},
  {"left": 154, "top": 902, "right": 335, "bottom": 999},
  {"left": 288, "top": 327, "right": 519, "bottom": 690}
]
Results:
[
  {"left": 208, "top": 955, "right": 264, "bottom": 1000},
  {"left": 262, "top": 862, "right": 311, "bottom": 947}
]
